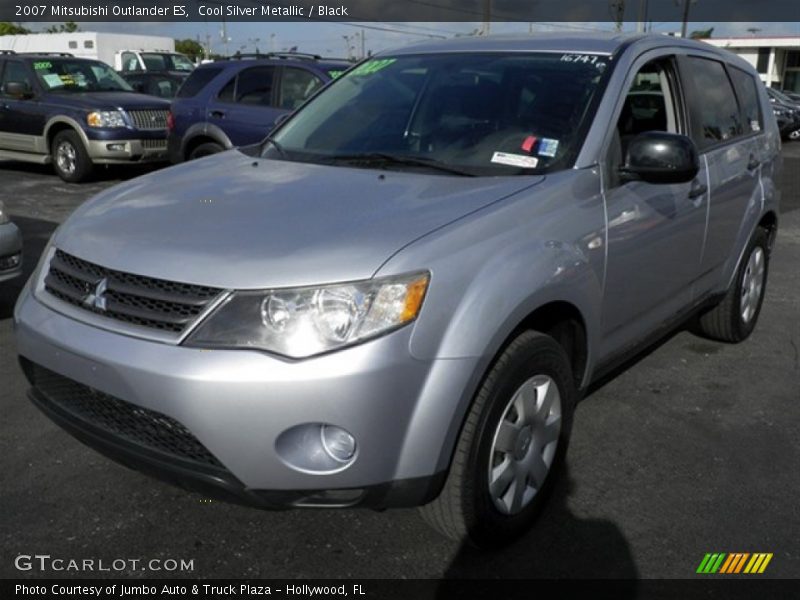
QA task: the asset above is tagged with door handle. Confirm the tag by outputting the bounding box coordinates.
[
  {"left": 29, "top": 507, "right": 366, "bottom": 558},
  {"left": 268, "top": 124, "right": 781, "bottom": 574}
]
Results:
[
  {"left": 688, "top": 182, "right": 707, "bottom": 199},
  {"left": 209, "top": 110, "right": 225, "bottom": 119},
  {"left": 747, "top": 155, "right": 760, "bottom": 170}
]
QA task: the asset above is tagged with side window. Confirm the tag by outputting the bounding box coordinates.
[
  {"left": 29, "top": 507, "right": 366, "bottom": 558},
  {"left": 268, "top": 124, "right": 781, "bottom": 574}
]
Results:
[
  {"left": 233, "top": 66, "right": 275, "bottom": 106},
  {"left": 121, "top": 52, "right": 139, "bottom": 73},
  {"left": 728, "top": 67, "right": 763, "bottom": 135},
  {"left": 1, "top": 61, "right": 33, "bottom": 95},
  {"left": 607, "top": 57, "right": 680, "bottom": 185},
  {"left": 217, "top": 76, "right": 236, "bottom": 103},
  {"left": 279, "top": 68, "right": 323, "bottom": 110},
  {"left": 176, "top": 67, "right": 222, "bottom": 98},
  {"left": 683, "top": 57, "right": 741, "bottom": 149}
]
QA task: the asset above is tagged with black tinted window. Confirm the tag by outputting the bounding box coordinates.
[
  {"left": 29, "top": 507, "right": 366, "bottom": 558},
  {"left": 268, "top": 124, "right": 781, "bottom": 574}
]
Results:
[
  {"left": 685, "top": 57, "right": 741, "bottom": 148},
  {"left": 729, "top": 66, "right": 763, "bottom": 135},
  {"left": 1, "top": 61, "right": 32, "bottom": 93},
  {"left": 177, "top": 67, "right": 222, "bottom": 98},
  {"left": 234, "top": 66, "right": 275, "bottom": 105}
]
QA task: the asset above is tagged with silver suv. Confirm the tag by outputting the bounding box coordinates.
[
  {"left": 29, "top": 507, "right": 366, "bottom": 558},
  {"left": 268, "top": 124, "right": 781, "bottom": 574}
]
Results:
[{"left": 14, "top": 34, "right": 780, "bottom": 546}]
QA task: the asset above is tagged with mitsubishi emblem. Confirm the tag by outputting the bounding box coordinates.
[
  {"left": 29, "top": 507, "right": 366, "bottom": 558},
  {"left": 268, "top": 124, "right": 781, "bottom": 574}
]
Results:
[{"left": 84, "top": 278, "right": 108, "bottom": 311}]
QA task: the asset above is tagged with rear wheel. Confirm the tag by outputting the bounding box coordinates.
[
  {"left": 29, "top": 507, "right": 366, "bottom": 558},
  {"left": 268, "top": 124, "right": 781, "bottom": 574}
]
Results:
[
  {"left": 52, "top": 130, "right": 93, "bottom": 183},
  {"left": 694, "top": 227, "right": 770, "bottom": 342},
  {"left": 419, "top": 331, "right": 576, "bottom": 547},
  {"left": 188, "top": 142, "right": 224, "bottom": 160}
]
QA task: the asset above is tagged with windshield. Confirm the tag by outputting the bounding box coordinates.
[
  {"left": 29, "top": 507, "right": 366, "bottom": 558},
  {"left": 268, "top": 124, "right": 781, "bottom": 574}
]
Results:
[
  {"left": 267, "top": 52, "right": 610, "bottom": 175},
  {"left": 33, "top": 59, "right": 133, "bottom": 92},
  {"left": 141, "top": 53, "right": 194, "bottom": 72}
]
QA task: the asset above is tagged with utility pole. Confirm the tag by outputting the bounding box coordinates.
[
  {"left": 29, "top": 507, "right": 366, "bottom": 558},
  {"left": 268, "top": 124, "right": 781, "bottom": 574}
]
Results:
[
  {"left": 480, "top": 0, "right": 491, "bottom": 36},
  {"left": 679, "top": 0, "right": 698, "bottom": 38},
  {"left": 637, "top": 0, "right": 648, "bottom": 32}
]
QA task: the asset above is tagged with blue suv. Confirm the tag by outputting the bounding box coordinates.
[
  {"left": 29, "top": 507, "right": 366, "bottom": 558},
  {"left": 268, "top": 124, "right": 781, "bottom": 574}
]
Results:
[
  {"left": 167, "top": 53, "right": 350, "bottom": 162},
  {"left": 0, "top": 51, "right": 171, "bottom": 182}
]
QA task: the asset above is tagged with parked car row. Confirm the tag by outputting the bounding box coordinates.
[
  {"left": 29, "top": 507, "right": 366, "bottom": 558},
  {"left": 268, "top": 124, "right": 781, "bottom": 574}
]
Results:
[
  {"left": 0, "top": 50, "right": 349, "bottom": 182},
  {"left": 766, "top": 87, "right": 800, "bottom": 140},
  {"left": 1, "top": 44, "right": 797, "bottom": 185}
]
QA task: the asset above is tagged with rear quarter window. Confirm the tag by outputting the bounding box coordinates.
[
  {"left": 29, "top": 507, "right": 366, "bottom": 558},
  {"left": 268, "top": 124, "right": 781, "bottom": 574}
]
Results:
[{"left": 176, "top": 67, "right": 223, "bottom": 98}]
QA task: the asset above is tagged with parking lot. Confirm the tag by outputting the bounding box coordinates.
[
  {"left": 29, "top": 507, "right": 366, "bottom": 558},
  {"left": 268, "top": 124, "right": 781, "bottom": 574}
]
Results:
[{"left": 1, "top": 146, "right": 798, "bottom": 580}]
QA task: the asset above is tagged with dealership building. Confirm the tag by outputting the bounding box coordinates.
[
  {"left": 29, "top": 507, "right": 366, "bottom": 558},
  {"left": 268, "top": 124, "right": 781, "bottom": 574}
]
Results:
[{"left": 703, "top": 36, "right": 800, "bottom": 92}]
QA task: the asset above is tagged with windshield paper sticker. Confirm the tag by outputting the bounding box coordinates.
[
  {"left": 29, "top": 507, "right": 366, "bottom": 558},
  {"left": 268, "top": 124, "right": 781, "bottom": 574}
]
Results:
[
  {"left": 33, "top": 61, "right": 52, "bottom": 70},
  {"left": 42, "top": 74, "right": 64, "bottom": 88},
  {"left": 492, "top": 152, "right": 539, "bottom": 169},
  {"left": 350, "top": 59, "right": 396, "bottom": 77},
  {"left": 538, "top": 138, "right": 560, "bottom": 157}
]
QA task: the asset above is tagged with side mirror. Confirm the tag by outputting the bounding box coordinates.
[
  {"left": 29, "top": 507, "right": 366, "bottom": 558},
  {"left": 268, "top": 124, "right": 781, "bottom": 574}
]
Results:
[
  {"left": 619, "top": 131, "right": 699, "bottom": 185},
  {"left": 4, "top": 81, "right": 33, "bottom": 100}
]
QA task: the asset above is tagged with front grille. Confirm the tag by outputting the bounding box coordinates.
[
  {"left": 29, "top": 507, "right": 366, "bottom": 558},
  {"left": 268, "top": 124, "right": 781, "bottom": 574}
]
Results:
[
  {"left": 27, "top": 362, "right": 222, "bottom": 468},
  {"left": 141, "top": 139, "right": 167, "bottom": 150},
  {"left": 128, "top": 109, "right": 168, "bottom": 131},
  {"left": 44, "top": 249, "right": 224, "bottom": 334}
]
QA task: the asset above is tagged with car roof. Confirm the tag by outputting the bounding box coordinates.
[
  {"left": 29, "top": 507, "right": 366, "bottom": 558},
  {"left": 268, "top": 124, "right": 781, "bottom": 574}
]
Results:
[
  {"left": 381, "top": 33, "right": 756, "bottom": 71},
  {"left": 197, "top": 55, "right": 350, "bottom": 71}
]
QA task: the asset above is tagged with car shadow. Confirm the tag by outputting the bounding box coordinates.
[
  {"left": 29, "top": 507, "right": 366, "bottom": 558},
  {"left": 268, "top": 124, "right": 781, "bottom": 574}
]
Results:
[
  {"left": 0, "top": 216, "right": 58, "bottom": 321},
  {"left": 436, "top": 466, "right": 639, "bottom": 594}
]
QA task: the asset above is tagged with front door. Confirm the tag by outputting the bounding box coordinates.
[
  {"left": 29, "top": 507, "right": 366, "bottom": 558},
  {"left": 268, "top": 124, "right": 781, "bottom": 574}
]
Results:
[{"left": 600, "top": 55, "right": 707, "bottom": 356}]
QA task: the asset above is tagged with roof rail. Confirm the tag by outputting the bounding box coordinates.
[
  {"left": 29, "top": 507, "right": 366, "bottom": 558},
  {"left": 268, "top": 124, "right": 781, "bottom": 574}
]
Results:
[
  {"left": 17, "top": 52, "right": 74, "bottom": 57},
  {"left": 0, "top": 50, "right": 17, "bottom": 55},
  {"left": 229, "top": 51, "right": 322, "bottom": 61}
]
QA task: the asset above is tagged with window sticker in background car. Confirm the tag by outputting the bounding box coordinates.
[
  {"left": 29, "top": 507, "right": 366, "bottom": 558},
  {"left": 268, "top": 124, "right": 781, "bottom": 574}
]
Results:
[
  {"left": 328, "top": 70, "right": 345, "bottom": 80},
  {"left": 560, "top": 54, "right": 608, "bottom": 71},
  {"left": 33, "top": 61, "right": 52, "bottom": 70}
]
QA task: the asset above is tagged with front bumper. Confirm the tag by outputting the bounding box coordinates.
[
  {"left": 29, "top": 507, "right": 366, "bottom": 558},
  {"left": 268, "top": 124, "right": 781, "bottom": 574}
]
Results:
[
  {"left": 0, "top": 221, "right": 23, "bottom": 283},
  {"left": 14, "top": 288, "right": 479, "bottom": 508},
  {"left": 85, "top": 138, "right": 168, "bottom": 164}
]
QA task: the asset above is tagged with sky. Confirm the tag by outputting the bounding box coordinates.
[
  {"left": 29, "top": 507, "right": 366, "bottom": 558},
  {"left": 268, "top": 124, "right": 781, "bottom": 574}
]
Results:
[{"left": 19, "top": 21, "right": 800, "bottom": 58}]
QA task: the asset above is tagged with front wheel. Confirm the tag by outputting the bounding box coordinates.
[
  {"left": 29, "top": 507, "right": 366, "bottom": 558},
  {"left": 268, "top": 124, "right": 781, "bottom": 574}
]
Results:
[
  {"left": 419, "top": 331, "right": 576, "bottom": 547},
  {"left": 51, "top": 130, "right": 93, "bottom": 183}
]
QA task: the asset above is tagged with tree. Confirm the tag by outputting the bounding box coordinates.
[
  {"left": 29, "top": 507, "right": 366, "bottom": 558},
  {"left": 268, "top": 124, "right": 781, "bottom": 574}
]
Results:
[
  {"left": 45, "top": 21, "right": 80, "bottom": 33},
  {"left": 690, "top": 27, "right": 714, "bottom": 39},
  {"left": 0, "top": 22, "right": 30, "bottom": 35},
  {"left": 175, "top": 39, "right": 205, "bottom": 61}
]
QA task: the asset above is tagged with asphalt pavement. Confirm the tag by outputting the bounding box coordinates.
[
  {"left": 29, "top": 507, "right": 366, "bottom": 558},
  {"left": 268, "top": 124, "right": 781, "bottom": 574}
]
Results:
[{"left": 1, "top": 149, "right": 798, "bottom": 581}]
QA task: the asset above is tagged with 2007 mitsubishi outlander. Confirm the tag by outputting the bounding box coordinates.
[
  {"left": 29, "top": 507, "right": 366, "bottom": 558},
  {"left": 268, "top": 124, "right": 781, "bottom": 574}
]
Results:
[{"left": 14, "top": 34, "right": 780, "bottom": 546}]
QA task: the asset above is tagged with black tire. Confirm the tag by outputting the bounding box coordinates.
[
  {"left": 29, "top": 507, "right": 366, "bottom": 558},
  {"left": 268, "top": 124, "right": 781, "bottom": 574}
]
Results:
[
  {"left": 419, "top": 331, "right": 577, "bottom": 547},
  {"left": 694, "top": 227, "right": 770, "bottom": 343},
  {"left": 51, "top": 130, "right": 93, "bottom": 183},
  {"left": 188, "top": 142, "right": 224, "bottom": 160}
]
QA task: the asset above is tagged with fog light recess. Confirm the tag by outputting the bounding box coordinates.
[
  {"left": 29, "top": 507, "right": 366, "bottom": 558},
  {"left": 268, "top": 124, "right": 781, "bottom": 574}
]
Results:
[{"left": 276, "top": 423, "right": 358, "bottom": 474}]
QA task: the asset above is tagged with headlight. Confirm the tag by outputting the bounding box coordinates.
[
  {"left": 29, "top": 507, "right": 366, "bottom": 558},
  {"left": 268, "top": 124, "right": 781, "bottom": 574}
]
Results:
[
  {"left": 86, "top": 111, "right": 126, "bottom": 128},
  {"left": 0, "top": 200, "right": 8, "bottom": 225},
  {"left": 185, "top": 272, "right": 429, "bottom": 358}
]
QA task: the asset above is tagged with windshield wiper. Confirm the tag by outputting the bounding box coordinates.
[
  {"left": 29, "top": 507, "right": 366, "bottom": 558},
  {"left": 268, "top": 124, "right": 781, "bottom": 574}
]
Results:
[{"left": 322, "top": 152, "right": 476, "bottom": 177}]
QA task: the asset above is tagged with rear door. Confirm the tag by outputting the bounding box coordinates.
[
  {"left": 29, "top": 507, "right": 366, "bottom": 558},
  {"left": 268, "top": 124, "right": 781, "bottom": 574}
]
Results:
[
  {"left": 207, "top": 65, "right": 279, "bottom": 146},
  {"left": 677, "top": 56, "right": 763, "bottom": 293}
]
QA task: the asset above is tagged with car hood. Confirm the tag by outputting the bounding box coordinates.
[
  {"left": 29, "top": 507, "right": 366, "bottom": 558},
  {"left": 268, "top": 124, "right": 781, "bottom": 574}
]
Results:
[
  {"left": 45, "top": 91, "right": 170, "bottom": 111},
  {"left": 54, "top": 150, "right": 544, "bottom": 289}
]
